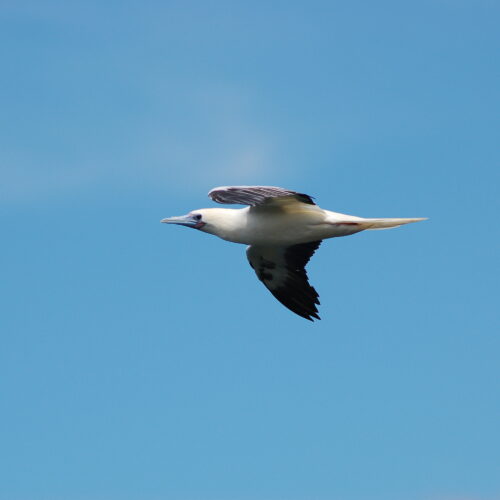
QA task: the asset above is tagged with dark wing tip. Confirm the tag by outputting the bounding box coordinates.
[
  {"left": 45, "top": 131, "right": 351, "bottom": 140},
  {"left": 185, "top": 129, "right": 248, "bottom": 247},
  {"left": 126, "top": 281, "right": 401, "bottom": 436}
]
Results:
[
  {"left": 270, "top": 284, "right": 321, "bottom": 321},
  {"left": 270, "top": 267, "right": 321, "bottom": 320},
  {"left": 247, "top": 241, "right": 323, "bottom": 321},
  {"left": 294, "top": 192, "right": 316, "bottom": 205}
]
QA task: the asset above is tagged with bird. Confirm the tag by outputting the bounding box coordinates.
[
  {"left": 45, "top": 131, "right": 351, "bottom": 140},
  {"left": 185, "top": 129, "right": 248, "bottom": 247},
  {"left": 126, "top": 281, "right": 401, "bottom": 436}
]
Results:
[{"left": 161, "top": 186, "right": 426, "bottom": 321}]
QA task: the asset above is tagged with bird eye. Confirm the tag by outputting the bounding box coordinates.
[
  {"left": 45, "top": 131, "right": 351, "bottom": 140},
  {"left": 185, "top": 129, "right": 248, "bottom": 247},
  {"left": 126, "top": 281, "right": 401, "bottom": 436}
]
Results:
[{"left": 194, "top": 214, "right": 202, "bottom": 221}]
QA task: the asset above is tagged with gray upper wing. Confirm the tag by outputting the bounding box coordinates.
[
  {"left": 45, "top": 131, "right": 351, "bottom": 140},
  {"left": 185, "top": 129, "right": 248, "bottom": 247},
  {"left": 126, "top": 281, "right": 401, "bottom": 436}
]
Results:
[
  {"left": 208, "top": 186, "right": 315, "bottom": 206},
  {"left": 246, "top": 241, "right": 322, "bottom": 321}
]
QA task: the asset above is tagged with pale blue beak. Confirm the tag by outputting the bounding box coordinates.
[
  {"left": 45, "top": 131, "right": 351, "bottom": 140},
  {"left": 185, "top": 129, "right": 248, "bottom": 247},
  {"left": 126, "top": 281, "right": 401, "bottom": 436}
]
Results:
[{"left": 161, "top": 214, "right": 200, "bottom": 228}]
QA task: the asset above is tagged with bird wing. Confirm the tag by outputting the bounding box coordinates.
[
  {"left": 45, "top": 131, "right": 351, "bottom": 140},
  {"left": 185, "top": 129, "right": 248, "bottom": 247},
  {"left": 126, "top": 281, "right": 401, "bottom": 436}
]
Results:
[
  {"left": 209, "top": 185, "right": 316, "bottom": 206},
  {"left": 246, "top": 241, "right": 322, "bottom": 321}
]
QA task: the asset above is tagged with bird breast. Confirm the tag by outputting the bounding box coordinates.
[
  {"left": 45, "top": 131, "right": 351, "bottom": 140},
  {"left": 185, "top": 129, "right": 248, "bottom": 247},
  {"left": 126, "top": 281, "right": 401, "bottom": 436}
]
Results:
[{"left": 224, "top": 207, "right": 330, "bottom": 246}]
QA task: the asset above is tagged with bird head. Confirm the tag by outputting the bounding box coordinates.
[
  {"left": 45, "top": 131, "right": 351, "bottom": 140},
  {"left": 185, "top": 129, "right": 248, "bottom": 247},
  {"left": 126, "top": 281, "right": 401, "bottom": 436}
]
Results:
[
  {"left": 161, "top": 208, "right": 243, "bottom": 240},
  {"left": 161, "top": 210, "right": 207, "bottom": 230}
]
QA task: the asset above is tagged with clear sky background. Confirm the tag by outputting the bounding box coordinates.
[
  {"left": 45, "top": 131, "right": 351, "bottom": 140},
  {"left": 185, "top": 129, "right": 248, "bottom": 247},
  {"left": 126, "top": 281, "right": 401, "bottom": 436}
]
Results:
[{"left": 1, "top": 1, "right": 499, "bottom": 500}]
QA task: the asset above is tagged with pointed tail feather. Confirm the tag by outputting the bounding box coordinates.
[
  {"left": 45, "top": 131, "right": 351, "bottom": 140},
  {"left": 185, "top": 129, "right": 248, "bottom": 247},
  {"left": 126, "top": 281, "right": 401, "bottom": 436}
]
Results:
[{"left": 361, "top": 217, "right": 428, "bottom": 230}]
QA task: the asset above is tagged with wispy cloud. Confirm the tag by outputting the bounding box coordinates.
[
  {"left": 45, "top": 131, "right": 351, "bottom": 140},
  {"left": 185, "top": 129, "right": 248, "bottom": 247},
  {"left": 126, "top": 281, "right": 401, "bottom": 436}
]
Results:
[
  {"left": 1, "top": 83, "right": 283, "bottom": 204},
  {"left": 138, "top": 83, "right": 280, "bottom": 189}
]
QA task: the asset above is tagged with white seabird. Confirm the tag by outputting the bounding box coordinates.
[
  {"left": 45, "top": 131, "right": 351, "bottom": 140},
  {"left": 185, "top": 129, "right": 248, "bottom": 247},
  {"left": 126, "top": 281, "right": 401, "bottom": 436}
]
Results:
[{"left": 162, "top": 186, "right": 426, "bottom": 321}]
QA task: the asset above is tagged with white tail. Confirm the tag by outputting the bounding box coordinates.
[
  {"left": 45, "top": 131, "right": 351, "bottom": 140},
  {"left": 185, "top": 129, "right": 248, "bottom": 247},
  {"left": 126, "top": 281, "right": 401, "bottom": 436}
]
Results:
[{"left": 361, "top": 217, "right": 427, "bottom": 230}]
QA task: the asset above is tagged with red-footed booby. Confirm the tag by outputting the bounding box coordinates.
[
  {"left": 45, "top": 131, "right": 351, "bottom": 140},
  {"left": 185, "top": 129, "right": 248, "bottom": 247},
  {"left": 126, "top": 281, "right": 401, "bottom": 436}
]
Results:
[{"left": 162, "top": 186, "right": 426, "bottom": 321}]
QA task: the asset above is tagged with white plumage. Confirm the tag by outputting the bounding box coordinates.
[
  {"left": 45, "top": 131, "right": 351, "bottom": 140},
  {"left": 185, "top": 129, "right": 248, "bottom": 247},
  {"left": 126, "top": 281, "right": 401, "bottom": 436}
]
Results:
[{"left": 162, "top": 186, "right": 426, "bottom": 321}]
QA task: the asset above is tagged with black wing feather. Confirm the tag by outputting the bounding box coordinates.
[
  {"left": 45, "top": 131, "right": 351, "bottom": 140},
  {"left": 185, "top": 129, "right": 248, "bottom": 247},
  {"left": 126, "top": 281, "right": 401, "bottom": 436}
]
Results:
[{"left": 246, "top": 241, "right": 322, "bottom": 321}]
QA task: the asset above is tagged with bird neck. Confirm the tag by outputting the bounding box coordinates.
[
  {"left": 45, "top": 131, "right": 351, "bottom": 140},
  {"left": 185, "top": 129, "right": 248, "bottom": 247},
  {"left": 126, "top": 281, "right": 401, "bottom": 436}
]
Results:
[{"left": 200, "top": 207, "right": 249, "bottom": 243}]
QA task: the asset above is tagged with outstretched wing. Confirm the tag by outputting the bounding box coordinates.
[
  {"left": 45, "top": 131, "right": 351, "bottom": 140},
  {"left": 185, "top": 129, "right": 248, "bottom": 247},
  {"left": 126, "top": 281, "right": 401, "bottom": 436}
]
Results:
[
  {"left": 246, "top": 241, "right": 322, "bottom": 321},
  {"left": 209, "top": 185, "right": 315, "bottom": 206}
]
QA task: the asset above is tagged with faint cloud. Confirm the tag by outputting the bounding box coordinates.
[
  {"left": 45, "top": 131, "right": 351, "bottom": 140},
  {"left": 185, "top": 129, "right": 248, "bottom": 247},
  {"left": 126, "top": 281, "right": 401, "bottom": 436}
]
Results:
[
  {"left": 0, "top": 83, "right": 281, "bottom": 204},
  {"left": 138, "top": 82, "right": 281, "bottom": 190}
]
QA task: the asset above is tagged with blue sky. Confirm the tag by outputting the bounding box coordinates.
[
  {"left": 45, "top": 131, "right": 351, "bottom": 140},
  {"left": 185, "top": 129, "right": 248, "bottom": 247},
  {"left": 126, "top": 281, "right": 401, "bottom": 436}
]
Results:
[{"left": 1, "top": 1, "right": 499, "bottom": 500}]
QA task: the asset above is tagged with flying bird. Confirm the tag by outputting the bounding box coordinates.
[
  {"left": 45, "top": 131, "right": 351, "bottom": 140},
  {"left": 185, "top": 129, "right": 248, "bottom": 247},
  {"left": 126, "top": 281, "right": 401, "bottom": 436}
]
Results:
[{"left": 161, "top": 186, "right": 426, "bottom": 321}]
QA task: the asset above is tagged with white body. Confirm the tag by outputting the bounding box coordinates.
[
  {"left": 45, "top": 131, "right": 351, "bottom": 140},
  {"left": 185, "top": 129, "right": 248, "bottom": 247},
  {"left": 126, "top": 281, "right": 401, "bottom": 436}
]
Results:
[{"left": 199, "top": 205, "right": 424, "bottom": 246}]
